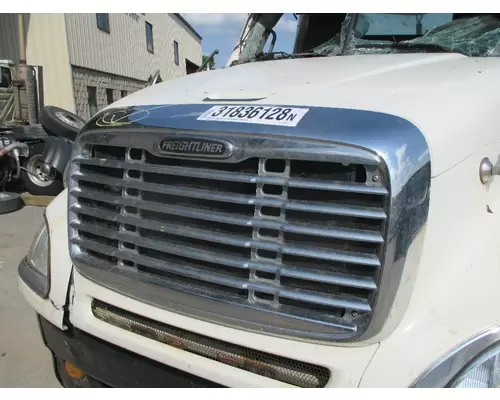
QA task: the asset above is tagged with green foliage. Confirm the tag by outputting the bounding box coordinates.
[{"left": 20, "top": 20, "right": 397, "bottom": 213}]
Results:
[{"left": 202, "top": 54, "right": 216, "bottom": 70}]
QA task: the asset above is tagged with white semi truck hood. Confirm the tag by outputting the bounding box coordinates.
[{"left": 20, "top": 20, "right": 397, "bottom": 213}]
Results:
[{"left": 110, "top": 53, "right": 500, "bottom": 177}]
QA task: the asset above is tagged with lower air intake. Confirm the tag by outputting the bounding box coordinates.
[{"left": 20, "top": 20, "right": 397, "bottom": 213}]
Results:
[{"left": 92, "top": 299, "right": 331, "bottom": 388}]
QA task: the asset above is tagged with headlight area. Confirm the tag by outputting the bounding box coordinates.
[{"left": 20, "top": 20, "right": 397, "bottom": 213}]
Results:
[
  {"left": 449, "top": 344, "right": 500, "bottom": 388},
  {"left": 411, "top": 326, "right": 500, "bottom": 388},
  {"left": 18, "top": 214, "right": 50, "bottom": 298}
]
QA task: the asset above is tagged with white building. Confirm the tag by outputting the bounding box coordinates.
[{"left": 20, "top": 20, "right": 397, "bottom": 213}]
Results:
[{"left": 0, "top": 13, "right": 203, "bottom": 120}]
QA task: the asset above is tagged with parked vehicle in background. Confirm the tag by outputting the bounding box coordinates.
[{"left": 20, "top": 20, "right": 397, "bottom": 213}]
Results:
[
  {"left": 0, "top": 59, "right": 82, "bottom": 211},
  {"left": 18, "top": 13, "right": 500, "bottom": 388}
]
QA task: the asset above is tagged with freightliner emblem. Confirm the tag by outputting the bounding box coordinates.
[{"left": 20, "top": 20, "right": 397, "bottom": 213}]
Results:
[{"left": 155, "top": 137, "right": 233, "bottom": 159}]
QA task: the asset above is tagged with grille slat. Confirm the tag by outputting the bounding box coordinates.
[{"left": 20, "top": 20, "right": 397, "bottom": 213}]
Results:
[
  {"left": 71, "top": 219, "right": 380, "bottom": 267},
  {"left": 72, "top": 237, "right": 372, "bottom": 312},
  {"left": 74, "top": 156, "right": 388, "bottom": 196},
  {"left": 72, "top": 171, "right": 387, "bottom": 220},
  {"left": 73, "top": 199, "right": 383, "bottom": 244},
  {"left": 69, "top": 140, "right": 389, "bottom": 341},
  {"left": 72, "top": 207, "right": 377, "bottom": 290},
  {"left": 75, "top": 252, "right": 359, "bottom": 333}
]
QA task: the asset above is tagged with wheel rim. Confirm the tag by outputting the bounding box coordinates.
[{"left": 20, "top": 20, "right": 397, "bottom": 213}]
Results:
[
  {"left": 54, "top": 111, "right": 85, "bottom": 130},
  {"left": 26, "top": 155, "right": 55, "bottom": 187}
]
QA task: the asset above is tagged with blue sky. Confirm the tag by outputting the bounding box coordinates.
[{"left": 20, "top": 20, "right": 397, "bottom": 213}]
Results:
[{"left": 182, "top": 13, "right": 298, "bottom": 68}]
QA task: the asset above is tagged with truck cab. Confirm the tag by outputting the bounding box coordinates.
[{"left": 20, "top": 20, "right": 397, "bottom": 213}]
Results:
[
  {"left": 0, "top": 60, "right": 14, "bottom": 123},
  {"left": 0, "top": 60, "right": 13, "bottom": 89},
  {"left": 18, "top": 13, "right": 500, "bottom": 388}
]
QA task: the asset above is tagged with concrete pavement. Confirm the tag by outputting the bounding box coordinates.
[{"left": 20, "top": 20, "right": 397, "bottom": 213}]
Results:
[{"left": 0, "top": 206, "right": 60, "bottom": 387}]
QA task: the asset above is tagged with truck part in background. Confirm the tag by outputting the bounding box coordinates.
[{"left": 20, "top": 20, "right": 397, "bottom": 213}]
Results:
[
  {"left": 39, "top": 106, "right": 84, "bottom": 141},
  {"left": 0, "top": 191, "right": 23, "bottom": 214},
  {"left": 10, "top": 64, "right": 39, "bottom": 125},
  {"left": 21, "top": 140, "right": 64, "bottom": 196},
  {"left": 0, "top": 94, "right": 15, "bottom": 126},
  {"left": 39, "top": 135, "right": 73, "bottom": 181}
]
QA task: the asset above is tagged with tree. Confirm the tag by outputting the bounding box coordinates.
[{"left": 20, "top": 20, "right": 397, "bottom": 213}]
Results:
[{"left": 202, "top": 54, "right": 216, "bottom": 70}]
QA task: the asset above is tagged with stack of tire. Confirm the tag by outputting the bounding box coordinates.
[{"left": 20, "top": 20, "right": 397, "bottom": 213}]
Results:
[{"left": 0, "top": 106, "right": 85, "bottom": 215}]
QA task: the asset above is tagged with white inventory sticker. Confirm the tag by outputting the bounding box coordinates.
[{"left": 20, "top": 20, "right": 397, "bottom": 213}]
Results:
[{"left": 197, "top": 105, "right": 309, "bottom": 127}]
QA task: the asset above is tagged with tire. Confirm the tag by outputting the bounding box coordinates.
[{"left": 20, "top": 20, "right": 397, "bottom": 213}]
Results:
[
  {"left": 0, "top": 192, "right": 23, "bottom": 215},
  {"left": 20, "top": 142, "right": 63, "bottom": 196},
  {"left": 40, "top": 106, "right": 85, "bottom": 141}
]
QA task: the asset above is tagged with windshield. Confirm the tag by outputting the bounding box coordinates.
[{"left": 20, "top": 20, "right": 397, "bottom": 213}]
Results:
[
  {"left": 234, "top": 13, "right": 500, "bottom": 64},
  {"left": 310, "top": 13, "right": 500, "bottom": 57}
]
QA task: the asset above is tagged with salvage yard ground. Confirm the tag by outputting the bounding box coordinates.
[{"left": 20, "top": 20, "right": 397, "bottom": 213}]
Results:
[{"left": 0, "top": 206, "right": 59, "bottom": 387}]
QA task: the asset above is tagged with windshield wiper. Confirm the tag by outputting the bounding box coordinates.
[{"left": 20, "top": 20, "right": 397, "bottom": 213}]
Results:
[
  {"left": 233, "top": 50, "right": 326, "bottom": 66},
  {"left": 355, "top": 42, "right": 464, "bottom": 55},
  {"left": 253, "top": 51, "right": 326, "bottom": 62}
]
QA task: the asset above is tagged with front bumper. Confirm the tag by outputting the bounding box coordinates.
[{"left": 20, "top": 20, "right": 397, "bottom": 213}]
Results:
[
  {"left": 37, "top": 314, "right": 224, "bottom": 388},
  {"left": 68, "top": 269, "right": 379, "bottom": 388}
]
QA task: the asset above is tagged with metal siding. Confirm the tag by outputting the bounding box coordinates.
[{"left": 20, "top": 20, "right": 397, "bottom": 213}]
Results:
[
  {"left": 65, "top": 13, "right": 202, "bottom": 82},
  {"left": 167, "top": 14, "right": 203, "bottom": 78},
  {"left": 25, "top": 14, "right": 75, "bottom": 112}
]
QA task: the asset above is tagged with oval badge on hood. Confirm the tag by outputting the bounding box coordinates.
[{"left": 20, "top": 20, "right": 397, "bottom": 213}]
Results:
[{"left": 155, "top": 137, "right": 233, "bottom": 159}]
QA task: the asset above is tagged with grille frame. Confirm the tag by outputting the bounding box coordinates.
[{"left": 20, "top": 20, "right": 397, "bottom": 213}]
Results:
[{"left": 67, "top": 126, "right": 427, "bottom": 343}]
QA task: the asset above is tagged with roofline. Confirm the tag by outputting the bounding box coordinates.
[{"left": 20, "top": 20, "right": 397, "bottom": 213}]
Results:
[{"left": 173, "top": 14, "right": 203, "bottom": 41}]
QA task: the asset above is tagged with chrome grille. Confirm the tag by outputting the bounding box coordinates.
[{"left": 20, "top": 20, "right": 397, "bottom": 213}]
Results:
[{"left": 69, "top": 138, "right": 389, "bottom": 341}]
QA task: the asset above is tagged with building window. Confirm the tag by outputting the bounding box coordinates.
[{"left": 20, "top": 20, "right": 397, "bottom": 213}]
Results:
[
  {"left": 146, "top": 22, "right": 154, "bottom": 53},
  {"left": 87, "top": 86, "right": 98, "bottom": 117},
  {"left": 96, "top": 14, "right": 110, "bottom": 33},
  {"left": 106, "top": 88, "right": 114, "bottom": 105},
  {"left": 174, "top": 40, "right": 179, "bottom": 66},
  {"left": 121, "top": 90, "right": 127, "bottom": 98}
]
